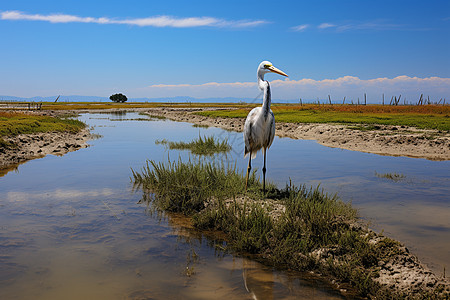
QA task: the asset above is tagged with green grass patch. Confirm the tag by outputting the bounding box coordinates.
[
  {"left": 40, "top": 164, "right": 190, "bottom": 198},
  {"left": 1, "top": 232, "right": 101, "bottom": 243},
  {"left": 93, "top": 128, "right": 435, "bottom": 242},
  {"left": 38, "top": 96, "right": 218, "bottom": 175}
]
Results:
[
  {"left": 155, "top": 135, "right": 231, "bottom": 156},
  {"left": 132, "top": 158, "right": 416, "bottom": 298},
  {"left": 0, "top": 112, "right": 85, "bottom": 148}
]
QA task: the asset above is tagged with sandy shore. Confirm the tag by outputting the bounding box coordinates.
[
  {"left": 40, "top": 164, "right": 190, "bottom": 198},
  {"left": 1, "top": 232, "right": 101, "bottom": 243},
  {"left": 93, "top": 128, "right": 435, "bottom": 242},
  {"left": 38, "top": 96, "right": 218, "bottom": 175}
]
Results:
[{"left": 143, "top": 107, "right": 450, "bottom": 161}]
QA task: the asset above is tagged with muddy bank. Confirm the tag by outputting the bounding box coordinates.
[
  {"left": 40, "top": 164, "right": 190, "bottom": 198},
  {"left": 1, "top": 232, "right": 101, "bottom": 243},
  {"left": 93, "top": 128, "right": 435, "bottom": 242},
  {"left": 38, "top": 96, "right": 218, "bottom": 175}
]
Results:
[
  {"left": 0, "top": 128, "right": 92, "bottom": 172},
  {"left": 142, "top": 107, "right": 450, "bottom": 161}
]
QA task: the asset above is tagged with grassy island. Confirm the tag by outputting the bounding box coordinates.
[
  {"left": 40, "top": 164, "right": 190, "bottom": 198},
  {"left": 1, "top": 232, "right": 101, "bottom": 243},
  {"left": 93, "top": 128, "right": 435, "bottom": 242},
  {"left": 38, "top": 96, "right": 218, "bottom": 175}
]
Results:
[{"left": 132, "top": 158, "right": 447, "bottom": 298}]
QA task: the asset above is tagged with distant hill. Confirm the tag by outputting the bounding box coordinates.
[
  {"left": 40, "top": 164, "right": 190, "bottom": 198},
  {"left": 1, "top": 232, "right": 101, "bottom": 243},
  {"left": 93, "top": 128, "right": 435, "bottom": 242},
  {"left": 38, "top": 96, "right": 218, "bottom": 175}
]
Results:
[{"left": 0, "top": 95, "right": 295, "bottom": 104}]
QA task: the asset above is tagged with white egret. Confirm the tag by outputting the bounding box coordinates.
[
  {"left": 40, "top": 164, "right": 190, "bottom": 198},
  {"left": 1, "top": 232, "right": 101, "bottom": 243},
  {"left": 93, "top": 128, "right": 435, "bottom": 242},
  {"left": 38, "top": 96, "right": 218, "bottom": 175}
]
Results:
[{"left": 244, "top": 61, "right": 288, "bottom": 193}]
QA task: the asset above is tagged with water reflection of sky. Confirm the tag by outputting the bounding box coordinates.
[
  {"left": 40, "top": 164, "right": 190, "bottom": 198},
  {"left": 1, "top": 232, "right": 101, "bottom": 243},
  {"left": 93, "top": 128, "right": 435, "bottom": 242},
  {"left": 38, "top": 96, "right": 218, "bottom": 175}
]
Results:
[{"left": 0, "top": 112, "right": 448, "bottom": 299}]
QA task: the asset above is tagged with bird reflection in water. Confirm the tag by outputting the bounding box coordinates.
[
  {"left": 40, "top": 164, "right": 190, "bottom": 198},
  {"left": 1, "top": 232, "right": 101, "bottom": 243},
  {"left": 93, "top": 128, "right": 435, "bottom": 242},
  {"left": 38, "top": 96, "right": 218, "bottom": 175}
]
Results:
[{"left": 242, "top": 259, "right": 274, "bottom": 300}]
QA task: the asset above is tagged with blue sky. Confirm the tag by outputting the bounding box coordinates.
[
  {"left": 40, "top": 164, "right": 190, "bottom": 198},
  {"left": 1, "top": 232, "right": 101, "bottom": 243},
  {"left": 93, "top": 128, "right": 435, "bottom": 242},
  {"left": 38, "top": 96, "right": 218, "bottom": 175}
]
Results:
[{"left": 1, "top": 0, "right": 449, "bottom": 102}]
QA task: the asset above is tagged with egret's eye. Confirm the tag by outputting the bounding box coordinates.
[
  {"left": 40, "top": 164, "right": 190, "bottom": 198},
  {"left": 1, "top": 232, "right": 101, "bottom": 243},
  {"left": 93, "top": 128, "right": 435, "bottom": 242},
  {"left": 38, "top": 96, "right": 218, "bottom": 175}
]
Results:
[{"left": 264, "top": 64, "right": 271, "bottom": 68}]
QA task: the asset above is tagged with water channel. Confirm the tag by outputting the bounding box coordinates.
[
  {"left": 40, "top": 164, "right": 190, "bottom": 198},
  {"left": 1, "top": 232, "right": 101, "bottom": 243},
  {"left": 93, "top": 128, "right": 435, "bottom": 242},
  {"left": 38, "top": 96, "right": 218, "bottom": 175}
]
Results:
[{"left": 0, "top": 112, "right": 448, "bottom": 299}]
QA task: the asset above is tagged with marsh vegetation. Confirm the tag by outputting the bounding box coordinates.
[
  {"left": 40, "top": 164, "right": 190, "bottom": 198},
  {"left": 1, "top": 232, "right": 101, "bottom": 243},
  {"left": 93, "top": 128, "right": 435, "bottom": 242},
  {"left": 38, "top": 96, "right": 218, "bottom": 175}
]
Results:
[
  {"left": 197, "top": 104, "right": 450, "bottom": 131},
  {"left": 131, "top": 158, "right": 440, "bottom": 298},
  {"left": 155, "top": 135, "right": 231, "bottom": 156}
]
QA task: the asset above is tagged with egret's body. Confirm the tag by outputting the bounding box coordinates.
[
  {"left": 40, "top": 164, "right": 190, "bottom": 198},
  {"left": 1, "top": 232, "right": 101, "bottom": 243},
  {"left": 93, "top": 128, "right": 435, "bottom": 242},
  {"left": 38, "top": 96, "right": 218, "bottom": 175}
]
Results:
[{"left": 244, "top": 61, "right": 288, "bottom": 193}]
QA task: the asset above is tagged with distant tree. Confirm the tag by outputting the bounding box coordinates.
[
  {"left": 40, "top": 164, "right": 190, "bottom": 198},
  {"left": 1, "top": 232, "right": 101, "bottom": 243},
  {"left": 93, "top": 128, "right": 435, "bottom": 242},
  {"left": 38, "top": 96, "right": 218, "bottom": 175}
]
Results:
[{"left": 110, "top": 93, "right": 128, "bottom": 103}]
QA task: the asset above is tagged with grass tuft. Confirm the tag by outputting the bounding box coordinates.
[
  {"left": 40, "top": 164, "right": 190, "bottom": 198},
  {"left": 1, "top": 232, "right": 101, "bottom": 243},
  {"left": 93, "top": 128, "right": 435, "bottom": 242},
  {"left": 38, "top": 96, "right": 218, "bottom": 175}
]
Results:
[
  {"left": 155, "top": 135, "right": 231, "bottom": 156},
  {"left": 132, "top": 158, "right": 260, "bottom": 214}
]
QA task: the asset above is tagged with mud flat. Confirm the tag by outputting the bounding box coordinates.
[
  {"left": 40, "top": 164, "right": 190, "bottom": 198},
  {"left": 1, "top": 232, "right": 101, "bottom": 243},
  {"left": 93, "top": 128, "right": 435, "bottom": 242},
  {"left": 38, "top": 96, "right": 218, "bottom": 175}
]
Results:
[
  {"left": 0, "top": 128, "right": 91, "bottom": 172},
  {"left": 142, "top": 107, "right": 450, "bottom": 161}
]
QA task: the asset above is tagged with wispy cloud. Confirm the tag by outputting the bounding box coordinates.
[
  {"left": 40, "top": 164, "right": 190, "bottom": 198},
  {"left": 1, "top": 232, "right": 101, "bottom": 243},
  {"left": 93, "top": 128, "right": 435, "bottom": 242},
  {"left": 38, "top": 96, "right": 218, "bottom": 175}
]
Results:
[
  {"left": 318, "top": 22, "right": 337, "bottom": 29},
  {"left": 139, "top": 76, "right": 450, "bottom": 101},
  {"left": 334, "top": 22, "right": 405, "bottom": 32},
  {"left": 291, "top": 24, "right": 309, "bottom": 32},
  {"left": 0, "top": 10, "right": 268, "bottom": 28},
  {"left": 293, "top": 20, "right": 422, "bottom": 32}
]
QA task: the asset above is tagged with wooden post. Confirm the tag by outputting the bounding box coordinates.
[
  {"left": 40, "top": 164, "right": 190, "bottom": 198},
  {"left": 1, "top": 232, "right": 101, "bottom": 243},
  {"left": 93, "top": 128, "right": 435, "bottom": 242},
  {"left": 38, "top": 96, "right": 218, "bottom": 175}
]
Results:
[
  {"left": 342, "top": 97, "right": 346, "bottom": 105},
  {"left": 328, "top": 95, "right": 332, "bottom": 105},
  {"left": 364, "top": 93, "right": 367, "bottom": 105},
  {"left": 382, "top": 93, "right": 384, "bottom": 105}
]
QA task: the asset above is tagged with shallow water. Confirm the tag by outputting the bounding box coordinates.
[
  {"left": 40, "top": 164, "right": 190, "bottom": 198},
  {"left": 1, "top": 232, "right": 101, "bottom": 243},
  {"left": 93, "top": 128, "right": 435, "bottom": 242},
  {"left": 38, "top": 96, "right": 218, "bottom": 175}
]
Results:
[{"left": 0, "top": 112, "right": 448, "bottom": 299}]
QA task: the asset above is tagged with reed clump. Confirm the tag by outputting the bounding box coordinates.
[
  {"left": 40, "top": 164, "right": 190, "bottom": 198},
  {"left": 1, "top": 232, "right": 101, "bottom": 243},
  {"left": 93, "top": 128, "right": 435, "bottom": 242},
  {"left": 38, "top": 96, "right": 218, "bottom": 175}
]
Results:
[
  {"left": 155, "top": 135, "right": 231, "bottom": 156},
  {"left": 132, "top": 158, "right": 432, "bottom": 298},
  {"left": 132, "top": 159, "right": 260, "bottom": 214}
]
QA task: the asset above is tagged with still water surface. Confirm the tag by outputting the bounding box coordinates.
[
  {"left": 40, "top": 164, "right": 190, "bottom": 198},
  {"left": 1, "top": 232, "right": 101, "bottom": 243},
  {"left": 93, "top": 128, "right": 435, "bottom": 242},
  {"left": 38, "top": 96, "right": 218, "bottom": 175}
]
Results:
[{"left": 0, "top": 112, "right": 449, "bottom": 299}]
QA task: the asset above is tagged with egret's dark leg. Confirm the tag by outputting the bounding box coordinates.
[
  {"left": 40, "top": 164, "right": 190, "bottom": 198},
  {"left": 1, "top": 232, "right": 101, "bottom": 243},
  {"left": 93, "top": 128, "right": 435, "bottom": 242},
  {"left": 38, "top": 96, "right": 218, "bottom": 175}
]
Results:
[
  {"left": 262, "top": 149, "right": 267, "bottom": 194},
  {"left": 245, "top": 155, "right": 252, "bottom": 191}
]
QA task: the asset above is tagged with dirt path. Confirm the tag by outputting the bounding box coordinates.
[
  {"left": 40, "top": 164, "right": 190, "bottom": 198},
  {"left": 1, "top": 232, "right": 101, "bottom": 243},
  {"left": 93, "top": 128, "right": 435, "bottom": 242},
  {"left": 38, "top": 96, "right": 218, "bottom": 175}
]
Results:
[{"left": 143, "top": 107, "right": 450, "bottom": 161}]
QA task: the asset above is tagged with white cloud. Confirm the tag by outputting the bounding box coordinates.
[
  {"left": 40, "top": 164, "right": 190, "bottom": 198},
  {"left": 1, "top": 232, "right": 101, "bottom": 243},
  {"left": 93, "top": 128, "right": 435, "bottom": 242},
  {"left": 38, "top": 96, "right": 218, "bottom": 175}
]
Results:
[
  {"left": 318, "top": 22, "right": 336, "bottom": 29},
  {"left": 291, "top": 24, "right": 309, "bottom": 32},
  {"left": 0, "top": 10, "right": 267, "bottom": 28},
  {"left": 139, "top": 76, "right": 450, "bottom": 102},
  {"left": 314, "top": 20, "right": 417, "bottom": 32}
]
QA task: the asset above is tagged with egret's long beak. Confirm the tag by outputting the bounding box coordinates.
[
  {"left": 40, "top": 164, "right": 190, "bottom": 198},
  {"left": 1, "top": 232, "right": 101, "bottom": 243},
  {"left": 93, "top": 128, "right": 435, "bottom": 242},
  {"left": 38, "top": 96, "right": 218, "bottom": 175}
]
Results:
[{"left": 268, "top": 65, "right": 288, "bottom": 77}]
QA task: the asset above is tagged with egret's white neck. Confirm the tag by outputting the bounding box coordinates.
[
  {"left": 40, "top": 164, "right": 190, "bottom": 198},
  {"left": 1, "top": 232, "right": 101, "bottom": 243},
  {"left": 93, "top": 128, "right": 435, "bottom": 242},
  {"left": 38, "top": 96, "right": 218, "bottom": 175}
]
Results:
[
  {"left": 257, "top": 72, "right": 271, "bottom": 117},
  {"left": 257, "top": 69, "right": 267, "bottom": 91}
]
